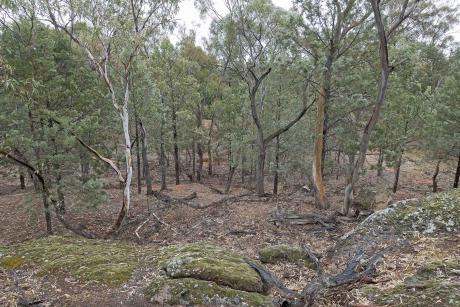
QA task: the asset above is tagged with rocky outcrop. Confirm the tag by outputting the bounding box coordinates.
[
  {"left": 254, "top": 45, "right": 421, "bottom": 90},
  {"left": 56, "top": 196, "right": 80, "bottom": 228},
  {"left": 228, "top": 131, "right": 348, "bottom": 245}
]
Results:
[
  {"left": 259, "top": 245, "right": 317, "bottom": 268},
  {"left": 147, "top": 242, "right": 272, "bottom": 306},
  {"left": 0, "top": 236, "right": 139, "bottom": 285},
  {"left": 332, "top": 190, "right": 460, "bottom": 259}
]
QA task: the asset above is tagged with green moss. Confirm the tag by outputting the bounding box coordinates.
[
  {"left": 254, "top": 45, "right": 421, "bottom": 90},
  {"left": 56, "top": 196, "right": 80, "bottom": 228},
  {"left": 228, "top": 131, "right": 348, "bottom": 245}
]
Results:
[
  {"left": 361, "top": 261, "right": 460, "bottom": 306},
  {"left": 0, "top": 255, "right": 25, "bottom": 269},
  {"left": 145, "top": 277, "right": 272, "bottom": 306},
  {"left": 155, "top": 242, "right": 264, "bottom": 293},
  {"left": 259, "top": 245, "right": 316, "bottom": 268},
  {"left": 0, "top": 236, "right": 139, "bottom": 286}
]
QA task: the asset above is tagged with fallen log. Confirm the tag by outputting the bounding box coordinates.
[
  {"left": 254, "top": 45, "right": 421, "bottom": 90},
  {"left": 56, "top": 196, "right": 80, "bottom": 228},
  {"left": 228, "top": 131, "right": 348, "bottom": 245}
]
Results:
[
  {"left": 152, "top": 190, "right": 199, "bottom": 208},
  {"left": 270, "top": 213, "right": 336, "bottom": 227},
  {"left": 244, "top": 248, "right": 383, "bottom": 306}
]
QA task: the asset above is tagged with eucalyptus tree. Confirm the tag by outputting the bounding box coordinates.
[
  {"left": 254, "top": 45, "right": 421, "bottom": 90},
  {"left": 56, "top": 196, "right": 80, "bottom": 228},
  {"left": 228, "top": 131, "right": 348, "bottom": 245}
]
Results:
[
  {"left": 40, "top": 0, "right": 179, "bottom": 230},
  {"left": 209, "top": 0, "right": 309, "bottom": 196},
  {"left": 342, "top": 0, "right": 426, "bottom": 215},
  {"left": 291, "top": 0, "right": 373, "bottom": 209}
]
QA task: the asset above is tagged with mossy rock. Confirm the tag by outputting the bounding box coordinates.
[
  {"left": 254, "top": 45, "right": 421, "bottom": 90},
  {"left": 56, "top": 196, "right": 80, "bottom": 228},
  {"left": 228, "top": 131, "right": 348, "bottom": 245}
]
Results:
[
  {"left": 145, "top": 277, "right": 272, "bottom": 306},
  {"left": 354, "top": 181, "right": 391, "bottom": 210},
  {"left": 346, "top": 189, "right": 460, "bottom": 238},
  {"left": 155, "top": 242, "right": 264, "bottom": 293},
  {"left": 259, "top": 245, "right": 316, "bottom": 268},
  {"left": 0, "top": 236, "right": 139, "bottom": 286},
  {"left": 360, "top": 261, "right": 460, "bottom": 306}
]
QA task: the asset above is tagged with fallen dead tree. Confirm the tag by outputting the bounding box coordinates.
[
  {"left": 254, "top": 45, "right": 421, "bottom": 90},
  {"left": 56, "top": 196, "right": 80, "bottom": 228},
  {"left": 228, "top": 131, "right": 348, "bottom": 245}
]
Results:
[
  {"left": 152, "top": 190, "right": 199, "bottom": 208},
  {"left": 270, "top": 212, "right": 336, "bottom": 227},
  {"left": 245, "top": 247, "right": 383, "bottom": 306}
]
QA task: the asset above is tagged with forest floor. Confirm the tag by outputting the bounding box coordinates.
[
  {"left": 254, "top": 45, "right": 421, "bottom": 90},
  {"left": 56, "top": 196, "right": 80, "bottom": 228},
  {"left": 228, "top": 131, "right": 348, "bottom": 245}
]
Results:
[{"left": 0, "top": 151, "right": 458, "bottom": 306}]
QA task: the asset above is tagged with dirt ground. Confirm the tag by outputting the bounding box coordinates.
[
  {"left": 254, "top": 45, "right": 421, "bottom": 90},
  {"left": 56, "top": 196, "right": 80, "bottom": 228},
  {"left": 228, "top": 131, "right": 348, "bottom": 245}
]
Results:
[{"left": 0, "top": 151, "right": 458, "bottom": 306}]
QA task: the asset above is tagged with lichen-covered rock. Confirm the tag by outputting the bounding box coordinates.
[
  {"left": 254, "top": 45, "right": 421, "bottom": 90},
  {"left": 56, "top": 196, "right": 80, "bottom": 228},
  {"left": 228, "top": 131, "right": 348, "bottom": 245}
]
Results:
[
  {"left": 349, "top": 189, "right": 459, "bottom": 237},
  {"left": 145, "top": 278, "right": 272, "bottom": 306},
  {"left": 354, "top": 182, "right": 392, "bottom": 210},
  {"left": 331, "top": 190, "right": 460, "bottom": 261},
  {"left": 155, "top": 242, "right": 264, "bottom": 293},
  {"left": 259, "top": 245, "right": 316, "bottom": 268},
  {"left": 359, "top": 261, "right": 460, "bottom": 306},
  {"left": 0, "top": 236, "right": 139, "bottom": 285}
]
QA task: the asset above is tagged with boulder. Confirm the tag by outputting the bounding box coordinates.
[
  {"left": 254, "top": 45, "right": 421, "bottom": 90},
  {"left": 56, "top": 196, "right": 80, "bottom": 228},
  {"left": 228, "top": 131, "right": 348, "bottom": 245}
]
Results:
[
  {"left": 155, "top": 242, "right": 264, "bottom": 293},
  {"left": 145, "top": 278, "right": 272, "bottom": 306},
  {"left": 259, "top": 245, "right": 317, "bottom": 268},
  {"left": 333, "top": 190, "right": 460, "bottom": 258},
  {"left": 353, "top": 181, "right": 392, "bottom": 212}
]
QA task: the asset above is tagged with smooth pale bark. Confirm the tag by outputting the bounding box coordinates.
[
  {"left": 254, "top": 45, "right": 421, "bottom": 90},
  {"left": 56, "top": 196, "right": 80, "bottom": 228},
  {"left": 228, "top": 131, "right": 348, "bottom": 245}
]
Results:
[
  {"left": 453, "top": 154, "right": 460, "bottom": 189},
  {"left": 113, "top": 98, "right": 133, "bottom": 231}
]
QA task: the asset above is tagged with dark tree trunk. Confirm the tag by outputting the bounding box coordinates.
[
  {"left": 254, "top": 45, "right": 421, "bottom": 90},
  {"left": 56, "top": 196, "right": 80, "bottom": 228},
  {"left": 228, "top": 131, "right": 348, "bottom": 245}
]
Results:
[
  {"left": 197, "top": 143, "right": 203, "bottom": 182},
  {"left": 192, "top": 142, "right": 196, "bottom": 182},
  {"left": 321, "top": 107, "right": 329, "bottom": 175},
  {"left": 336, "top": 150, "right": 341, "bottom": 180},
  {"left": 392, "top": 153, "right": 403, "bottom": 193},
  {"left": 139, "top": 120, "right": 153, "bottom": 195},
  {"left": 454, "top": 154, "right": 460, "bottom": 189},
  {"left": 225, "top": 165, "right": 238, "bottom": 194},
  {"left": 135, "top": 114, "right": 142, "bottom": 194},
  {"left": 255, "top": 135, "right": 266, "bottom": 196},
  {"left": 273, "top": 135, "right": 280, "bottom": 195},
  {"left": 343, "top": 0, "right": 397, "bottom": 215},
  {"left": 207, "top": 143, "right": 213, "bottom": 175},
  {"left": 432, "top": 160, "right": 441, "bottom": 192},
  {"left": 159, "top": 98, "right": 167, "bottom": 191},
  {"left": 377, "top": 148, "right": 384, "bottom": 177},
  {"left": 207, "top": 118, "right": 214, "bottom": 175},
  {"left": 80, "top": 152, "right": 90, "bottom": 183},
  {"left": 172, "top": 107, "right": 180, "bottom": 185},
  {"left": 241, "top": 154, "right": 246, "bottom": 184},
  {"left": 19, "top": 168, "right": 25, "bottom": 189},
  {"left": 41, "top": 186, "right": 53, "bottom": 234}
]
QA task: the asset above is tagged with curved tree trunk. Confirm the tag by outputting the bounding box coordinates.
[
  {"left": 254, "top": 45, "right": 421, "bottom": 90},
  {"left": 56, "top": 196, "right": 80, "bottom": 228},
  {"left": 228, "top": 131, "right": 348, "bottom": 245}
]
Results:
[
  {"left": 343, "top": 0, "right": 405, "bottom": 215},
  {"left": 432, "top": 160, "right": 441, "bottom": 192}
]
